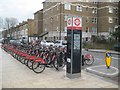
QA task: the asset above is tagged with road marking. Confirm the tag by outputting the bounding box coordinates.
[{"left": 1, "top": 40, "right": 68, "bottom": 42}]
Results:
[
  {"left": 95, "top": 58, "right": 103, "bottom": 60},
  {"left": 86, "top": 65, "right": 119, "bottom": 77},
  {"left": 95, "top": 57, "right": 119, "bottom": 61}
]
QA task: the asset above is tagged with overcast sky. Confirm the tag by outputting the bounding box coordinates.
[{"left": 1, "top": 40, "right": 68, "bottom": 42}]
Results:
[{"left": 0, "top": 0, "right": 45, "bottom": 23}]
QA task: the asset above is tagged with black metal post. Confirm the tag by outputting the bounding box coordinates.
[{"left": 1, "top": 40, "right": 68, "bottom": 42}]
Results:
[
  {"left": 118, "top": 1, "right": 120, "bottom": 42},
  {"left": 118, "top": 1, "right": 120, "bottom": 25}
]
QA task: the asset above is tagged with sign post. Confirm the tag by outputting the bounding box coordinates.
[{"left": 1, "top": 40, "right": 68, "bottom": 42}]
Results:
[
  {"left": 105, "top": 50, "right": 112, "bottom": 69},
  {"left": 66, "top": 17, "right": 82, "bottom": 79}
]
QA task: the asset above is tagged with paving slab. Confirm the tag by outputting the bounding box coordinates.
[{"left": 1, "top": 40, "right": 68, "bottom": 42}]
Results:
[
  {"left": 0, "top": 47, "right": 118, "bottom": 88},
  {"left": 86, "top": 65, "right": 119, "bottom": 78}
]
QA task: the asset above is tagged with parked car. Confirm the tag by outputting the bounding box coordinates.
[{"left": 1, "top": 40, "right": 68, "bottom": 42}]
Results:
[
  {"left": 9, "top": 39, "right": 23, "bottom": 46},
  {"left": 20, "top": 36, "right": 28, "bottom": 44},
  {"left": 0, "top": 38, "right": 4, "bottom": 43},
  {"left": 41, "top": 40, "right": 54, "bottom": 46},
  {"left": 54, "top": 40, "right": 67, "bottom": 47}
]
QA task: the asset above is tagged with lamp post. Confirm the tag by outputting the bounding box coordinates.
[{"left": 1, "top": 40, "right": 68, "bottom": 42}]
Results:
[
  {"left": 51, "top": 17, "right": 53, "bottom": 41},
  {"left": 59, "top": 3, "right": 62, "bottom": 40},
  {"left": 118, "top": 1, "right": 120, "bottom": 42}
]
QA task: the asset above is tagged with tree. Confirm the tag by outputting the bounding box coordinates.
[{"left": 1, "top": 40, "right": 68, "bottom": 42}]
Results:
[
  {"left": 0, "top": 17, "right": 3, "bottom": 29},
  {"left": 110, "top": 27, "right": 120, "bottom": 42},
  {"left": 4, "top": 17, "right": 18, "bottom": 29},
  {"left": 4, "top": 17, "right": 18, "bottom": 38}
]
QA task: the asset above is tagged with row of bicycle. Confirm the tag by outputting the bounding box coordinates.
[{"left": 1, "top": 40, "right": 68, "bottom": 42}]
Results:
[{"left": 1, "top": 44, "right": 66, "bottom": 73}]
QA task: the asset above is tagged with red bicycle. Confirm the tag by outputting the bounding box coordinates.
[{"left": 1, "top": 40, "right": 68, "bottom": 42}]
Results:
[{"left": 82, "top": 54, "right": 94, "bottom": 66}]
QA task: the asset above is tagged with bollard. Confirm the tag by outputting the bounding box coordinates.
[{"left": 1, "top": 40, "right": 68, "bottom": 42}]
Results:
[{"left": 105, "top": 50, "right": 112, "bottom": 69}]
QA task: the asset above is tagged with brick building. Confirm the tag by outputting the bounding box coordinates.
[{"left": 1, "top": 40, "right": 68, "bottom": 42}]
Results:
[
  {"left": 41, "top": 1, "right": 118, "bottom": 41},
  {"left": 2, "top": 1, "right": 119, "bottom": 42},
  {"left": 98, "top": 2, "right": 118, "bottom": 37}
]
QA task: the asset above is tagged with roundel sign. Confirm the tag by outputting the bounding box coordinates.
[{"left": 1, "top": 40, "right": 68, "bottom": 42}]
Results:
[
  {"left": 74, "top": 18, "right": 80, "bottom": 26},
  {"left": 73, "top": 18, "right": 81, "bottom": 27},
  {"left": 67, "top": 17, "right": 82, "bottom": 30},
  {"left": 67, "top": 18, "right": 72, "bottom": 27}
]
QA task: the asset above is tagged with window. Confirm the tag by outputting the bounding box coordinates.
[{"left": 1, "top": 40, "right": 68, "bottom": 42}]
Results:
[
  {"left": 93, "top": 1, "right": 97, "bottom": 4},
  {"left": 108, "top": 17, "right": 113, "bottom": 23},
  {"left": 115, "top": 8, "right": 118, "bottom": 14},
  {"left": 92, "top": 8, "right": 97, "bottom": 14},
  {"left": 56, "top": 27, "right": 59, "bottom": 30},
  {"left": 76, "top": 5, "right": 82, "bottom": 12},
  {"left": 64, "top": 27, "right": 67, "bottom": 32},
  {"left": 86, "top": 27, "right": 89, "bottom": 33},
  {"left": 45, "top": 28, "right": 47, "bottom": 31},
  {"left": 86, "top": 17, "right": 89, "bottom": 23},
  {"left": 109, "top": 7, "right": 113, "bottom": 13},
  {"left": 86, "top": 7, "right": 89, "bottom": 12},
  {"left": 92, "top": 27, "right": 97, "bottom": 33},
  {"left": 64, "top": 3, "right": 71, "bottom": 10},
  {"left": 92, "top": 17, "right": 97, "bottom": 24},
  {"left": 64, "top": 15, "right": 68, "bottom": 21},
  {"left": 115, "top": 18, "right": 118, "bottom": 24}
]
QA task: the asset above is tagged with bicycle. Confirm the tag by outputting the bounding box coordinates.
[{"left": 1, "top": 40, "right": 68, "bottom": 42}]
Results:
[{"left": 82, "top": 54, "right": 94, "bottom": 66}]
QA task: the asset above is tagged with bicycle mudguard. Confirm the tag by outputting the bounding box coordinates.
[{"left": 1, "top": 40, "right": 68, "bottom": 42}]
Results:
[{"left": 34, "top": 58, "right": 45, "bottom": 64}]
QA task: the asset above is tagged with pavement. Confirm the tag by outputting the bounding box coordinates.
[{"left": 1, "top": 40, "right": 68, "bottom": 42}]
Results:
[
  {"left": 87, "top": 49, "right": 120, "bottom": 55},
  {"left": 0, "top": 47, "right": 119, "bottom": 88}
]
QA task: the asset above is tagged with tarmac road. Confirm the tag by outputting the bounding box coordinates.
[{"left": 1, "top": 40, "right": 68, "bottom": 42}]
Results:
[{"left": 82, "top": 49, "right": 119, "bottom": 83}]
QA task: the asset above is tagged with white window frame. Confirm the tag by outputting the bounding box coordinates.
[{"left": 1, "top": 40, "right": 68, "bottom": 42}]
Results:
[
  {"left": 64, "top": 27, "right": 67, "bottom": 32},
  {"left": 93, "top": 0, "right": 97, "bottom": 4},
  {"left": 76, "top": 5, "right": 82, "bottom": 12},
  {"left": 108, "top": 17, "right": 113, "bottom": 23},
  {"left": 108, "top": 7, "right": 113, "bottom": 13},
  {"left": 92, "top": 17, "right": 97, "bottom": 24},
  {"left": 92, "top": 27, "right": 97, "bottom": 33},
  {"left": 92, "top": 8, "right": 97, "bottom": 14},
  {"left": 64, "top": 3, "right": 71, "bottom": 10},
  {"left": 56, "top": 27, "right": 59, "bottom": 31},
  {"left": 64, "top": 15, "right": 68, "bottom": 21}
]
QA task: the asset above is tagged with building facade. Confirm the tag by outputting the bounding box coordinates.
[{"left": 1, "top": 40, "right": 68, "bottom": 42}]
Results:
[
  {"left": 34, "top": 9, "right": 43, "bottom": 36},
  {"left": 98, "top": 2, "right": 118, "bottom": 37},
  {"left": 42, "top": 1, "right": 118, "bottom": 41},
  {"left": 2, "top": 1, "right": 119, "bottom": 42}
]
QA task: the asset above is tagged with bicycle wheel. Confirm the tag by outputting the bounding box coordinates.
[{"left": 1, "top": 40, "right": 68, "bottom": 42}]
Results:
[
  {"left": 53, "top": 57, "right": 59, "bottom": 70},
  {"left": 24, "top": 59, "right": 28, "bottom": 66},
  {"left": 20, "top": 57, "right": 25, "bottom": 64},
  {"left": 32, "top": 62, "right": 45, "bottom": 73},
  {"left": 53, "top": 57, "right": 65, "bottom": 71},
  {"left": 27, "top": 60, "right": 34, "bottom": 69},
  {"left": 84, "top": 57, "right": 94, "bottom": 66}
]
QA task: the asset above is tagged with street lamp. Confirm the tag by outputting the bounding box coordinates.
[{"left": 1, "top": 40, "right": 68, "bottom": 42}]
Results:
[
  {"left": 51, "top": 17, "right": 53, "bottom": 41},
  {"left": 59, "top": 3, "right": 62, "bottom": 40}
]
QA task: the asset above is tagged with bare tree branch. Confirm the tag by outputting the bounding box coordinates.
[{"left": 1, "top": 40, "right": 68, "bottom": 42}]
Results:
[
  {"left": 4, "top": 17, "right": 18, "bottom": 38},
  {"left": 0, "top": 17, "right": 3, "bottom": 29}
]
